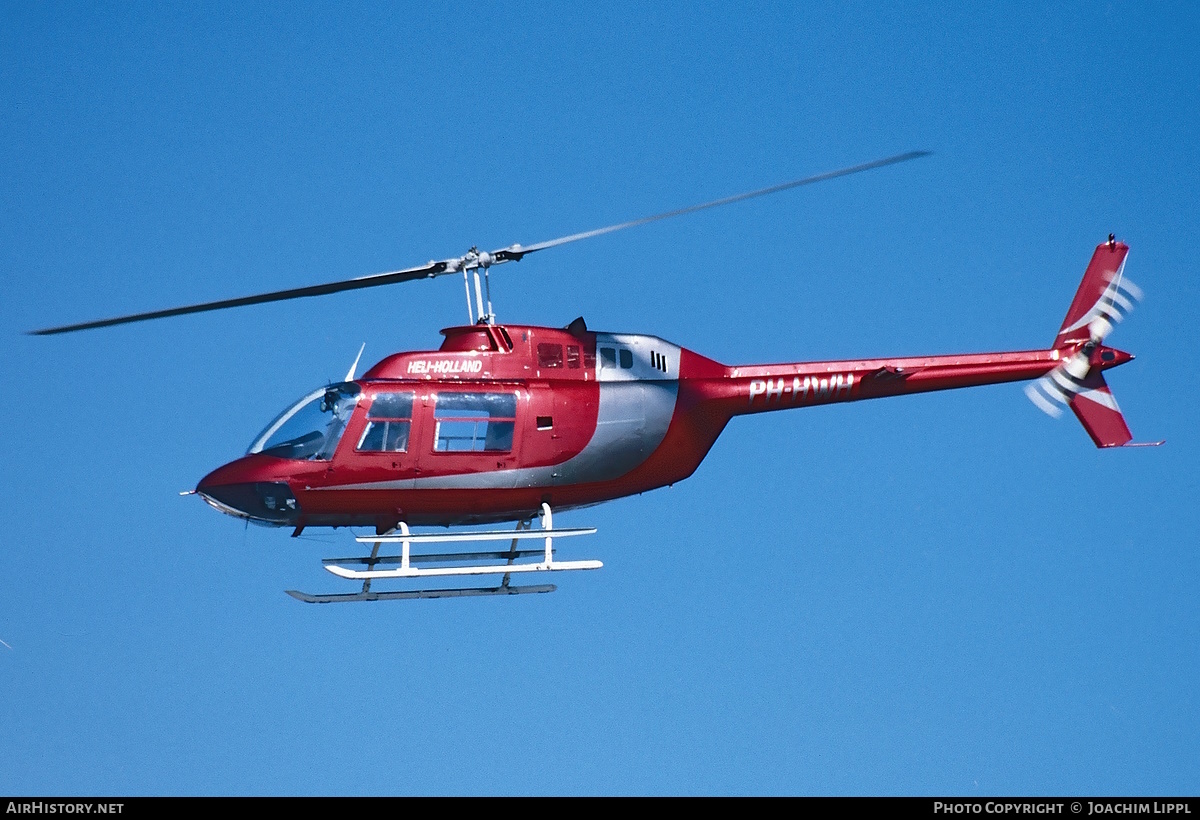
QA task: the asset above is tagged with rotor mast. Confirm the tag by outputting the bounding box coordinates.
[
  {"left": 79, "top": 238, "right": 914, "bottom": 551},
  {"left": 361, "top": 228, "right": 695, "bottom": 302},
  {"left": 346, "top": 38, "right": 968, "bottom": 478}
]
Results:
[{"left": 459, "top": 247, "right": 496, "bottom": 325}]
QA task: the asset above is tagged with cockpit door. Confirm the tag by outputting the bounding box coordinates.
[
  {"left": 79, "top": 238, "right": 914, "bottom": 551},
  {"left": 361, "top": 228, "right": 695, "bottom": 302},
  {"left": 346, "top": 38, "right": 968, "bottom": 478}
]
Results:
[{"left": 338, "top": 389, "right": 422, "bottom": 473}]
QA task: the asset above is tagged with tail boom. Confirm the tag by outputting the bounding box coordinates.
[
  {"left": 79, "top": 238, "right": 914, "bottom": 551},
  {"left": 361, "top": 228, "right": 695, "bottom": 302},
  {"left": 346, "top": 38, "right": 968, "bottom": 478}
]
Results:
[
  {"left": 707, "top": 349, "right": 1061, "bottom": 417},
  {"left": 669, "top": 238, "right": 1154, "bottom": 448}
]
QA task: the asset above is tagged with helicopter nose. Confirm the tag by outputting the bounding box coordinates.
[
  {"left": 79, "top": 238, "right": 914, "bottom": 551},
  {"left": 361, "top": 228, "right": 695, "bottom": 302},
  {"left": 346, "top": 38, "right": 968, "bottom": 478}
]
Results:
[{"left": 196, "top": 459, "right": 301, "bottom": 525}]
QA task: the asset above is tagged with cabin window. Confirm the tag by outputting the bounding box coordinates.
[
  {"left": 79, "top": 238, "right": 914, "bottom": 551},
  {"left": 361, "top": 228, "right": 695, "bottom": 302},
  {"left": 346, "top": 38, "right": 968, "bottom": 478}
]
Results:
[
  {"left": 357, "top": 392, "right": 414, "bottom": 452},
  {"left": 619, "top": 348, "right": 634, "bottom": 369},
  {"left": 537, "top": 343, "right": 564, "bottom": 369},
  {"left": 434, "top": 392, "right": 517, "bottom": 452},
  {"left": 600, "top": 347, "right": 617, "bottom": 368}
]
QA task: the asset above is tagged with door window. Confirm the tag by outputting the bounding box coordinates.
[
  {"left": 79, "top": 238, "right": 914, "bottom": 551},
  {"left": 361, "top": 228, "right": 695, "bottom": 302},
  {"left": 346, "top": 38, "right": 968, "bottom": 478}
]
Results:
[
  {"left": 357, "top": 392, "right": 414, "bottom": 452},
  {"left": 433, "top": 392, "right": 517, "bottom": 452}
]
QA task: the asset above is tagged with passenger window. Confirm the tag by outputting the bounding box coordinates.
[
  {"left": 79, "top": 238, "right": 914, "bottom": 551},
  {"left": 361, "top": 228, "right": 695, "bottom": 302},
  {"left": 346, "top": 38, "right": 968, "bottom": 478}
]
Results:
[
  {"left": 434, "top": 392, "right": 517, "bottom": 452},
  {"left": 357, "top": 392, "right": 414, "bottom": 452},
  {"left": 537, "top": 343, "right": 564, "bottom": 368},
  {"left": 619, "top": 348, "right": 633, "bottom": 369}
]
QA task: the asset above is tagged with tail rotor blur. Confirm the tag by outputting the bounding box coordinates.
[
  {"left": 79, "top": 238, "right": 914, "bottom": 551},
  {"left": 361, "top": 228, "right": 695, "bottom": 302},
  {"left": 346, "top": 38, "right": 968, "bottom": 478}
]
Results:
[
  {"left": 1025, "top": 268, "right": 1143, "bottom": 419},
  {"left": 1083, "top": 270, "right": 1143, "bottom": 346},
  {"left": 1025, "top": 352, "right": 1092, "bottom": 419}
]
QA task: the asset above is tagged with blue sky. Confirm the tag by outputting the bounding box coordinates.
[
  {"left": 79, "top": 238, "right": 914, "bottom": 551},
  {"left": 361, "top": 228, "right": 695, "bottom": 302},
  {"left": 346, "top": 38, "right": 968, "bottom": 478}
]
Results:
[{"left": 1, "top": 1, "right": 1197, "bottom": 796}]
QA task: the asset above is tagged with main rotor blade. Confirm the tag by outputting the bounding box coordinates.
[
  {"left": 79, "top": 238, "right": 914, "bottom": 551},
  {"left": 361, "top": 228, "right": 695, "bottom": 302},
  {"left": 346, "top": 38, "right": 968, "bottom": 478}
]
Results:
[
  {"left": 29, "top": 260, "right": 448, "bottom": 335},
  {"left": 30, "top": 150, "right": 929, "bottom": 335},
  {"left": 491, "top": 150, "right": 930, "bottom": 261}
]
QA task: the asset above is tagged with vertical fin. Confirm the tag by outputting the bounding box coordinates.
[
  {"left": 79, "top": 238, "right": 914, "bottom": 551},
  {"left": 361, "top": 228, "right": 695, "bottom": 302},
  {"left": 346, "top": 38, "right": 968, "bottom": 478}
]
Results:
[
  {"left": 1054, "top": 239, "right": 1130, "bottom": 347},
  {"left": 1068, "top": 371, "right": 1132, "bottom": 448}
]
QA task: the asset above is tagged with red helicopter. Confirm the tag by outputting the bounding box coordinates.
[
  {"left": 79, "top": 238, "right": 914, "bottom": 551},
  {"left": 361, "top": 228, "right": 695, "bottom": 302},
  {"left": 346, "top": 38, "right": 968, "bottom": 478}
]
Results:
[{"left": 32, "top": 152, "right": 1159, "bottom": 602}]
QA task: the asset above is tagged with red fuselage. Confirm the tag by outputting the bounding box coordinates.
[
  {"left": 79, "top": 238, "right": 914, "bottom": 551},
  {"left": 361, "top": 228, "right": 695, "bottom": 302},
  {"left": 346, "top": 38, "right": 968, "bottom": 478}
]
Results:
[{"left": 195, "top": 319, "right": 1130, "bottom": 532}]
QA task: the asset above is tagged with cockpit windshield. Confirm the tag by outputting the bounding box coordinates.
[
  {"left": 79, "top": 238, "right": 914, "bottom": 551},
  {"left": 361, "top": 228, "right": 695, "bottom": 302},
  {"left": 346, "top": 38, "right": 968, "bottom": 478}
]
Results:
[{"left": 247, "top": 382, "right": 361, "bottom": 460}]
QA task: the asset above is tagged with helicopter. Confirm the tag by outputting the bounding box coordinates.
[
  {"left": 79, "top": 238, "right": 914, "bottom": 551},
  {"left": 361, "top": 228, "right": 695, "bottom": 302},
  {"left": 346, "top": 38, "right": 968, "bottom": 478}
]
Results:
[{"left": 31, "top": 151, "right": 1159, "bottom": 602}]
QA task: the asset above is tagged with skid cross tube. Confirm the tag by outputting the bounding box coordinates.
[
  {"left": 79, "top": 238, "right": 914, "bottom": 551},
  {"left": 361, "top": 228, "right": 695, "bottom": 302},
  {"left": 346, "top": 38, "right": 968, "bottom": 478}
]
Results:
[
  {"left": 326, "top": 504, "right": 600, "bottom": 580},
  {"left": 287, "top": 504, "right": 601, "bottom": 602}
]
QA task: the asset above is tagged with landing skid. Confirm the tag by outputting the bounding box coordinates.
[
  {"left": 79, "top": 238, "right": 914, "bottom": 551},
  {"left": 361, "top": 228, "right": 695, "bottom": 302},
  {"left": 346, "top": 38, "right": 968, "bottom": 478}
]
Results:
[
  {"left": 286, "top": 584, "right": 557, "bottom": 603},
  {"left": 286, "top": 503, "right": 601, "bottom": 603}
]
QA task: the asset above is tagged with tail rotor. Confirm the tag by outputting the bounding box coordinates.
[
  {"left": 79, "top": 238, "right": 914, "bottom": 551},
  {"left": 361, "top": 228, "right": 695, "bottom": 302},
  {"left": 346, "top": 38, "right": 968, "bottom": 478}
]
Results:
[
  {"left": 1025, "top": 351, "right": 1093, "bottom": 419},
  {"left": 1025, "top": 267, "right": 1143, "bottom": 419},
  {"left": 1024, "top": 238, "right": 1158, "bottom": 448}
]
